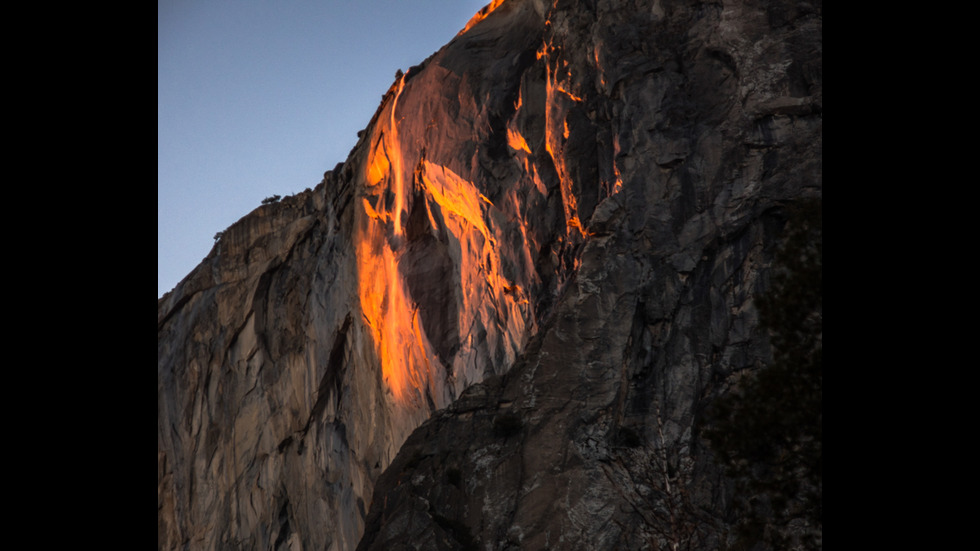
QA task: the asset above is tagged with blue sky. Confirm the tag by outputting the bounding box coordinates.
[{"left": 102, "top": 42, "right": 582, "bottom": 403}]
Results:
[{"left": 158, "top": 0, "right": 492, "bottom": 298}]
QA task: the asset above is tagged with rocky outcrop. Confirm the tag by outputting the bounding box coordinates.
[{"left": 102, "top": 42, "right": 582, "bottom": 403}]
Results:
[{"left": 158, "top": 0, "right": 821, "bottom": 549}]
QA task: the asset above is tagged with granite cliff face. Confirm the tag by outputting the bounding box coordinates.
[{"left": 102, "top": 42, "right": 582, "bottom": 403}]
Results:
[{"left": 158, "top": 0, "right": 821, "bottom": 549}]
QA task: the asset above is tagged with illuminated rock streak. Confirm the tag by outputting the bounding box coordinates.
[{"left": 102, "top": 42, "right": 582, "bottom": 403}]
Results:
[
  {"left": 458, "top": 0, "right": 507, "bottom": 36},
  {"left": 357, "top": 74, "right": 436, "bottom": 406},
  {"left": 540, "top": 39, "right": 586, "bottom": 238},
  {"left": 364, "top": 73, "right": 407, "bottom": 237},
  {"left": 358, "top": 123, "right": 534, "bottom": 404},
  {"left": 507, "top": 125, "right": 532, "bottom": 154},
  {"left": 356, "top": 5, "right": 602, "bottom": 407},
  {"left": 390, "top": 75, "right": 407, "bottom": 238},
  {"left": 355, "top": 233, "right": 430, "bottom": 404},
  {"left": 355, "top": 48, "right": 550, "bottom": 406},
  {"left": 612, "top": 132, "right": 624, "bottom": 195},
  {"left": 417, "top": 160, "right": 528, "bottom": 358},
  {"left": 357, "top": 5, "right": 587, "bottom": 407}
]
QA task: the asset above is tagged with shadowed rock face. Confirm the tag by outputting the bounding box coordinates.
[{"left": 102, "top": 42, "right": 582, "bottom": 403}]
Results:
[{"left": 158, "top": 0, "right": 821, "bottom": 549}]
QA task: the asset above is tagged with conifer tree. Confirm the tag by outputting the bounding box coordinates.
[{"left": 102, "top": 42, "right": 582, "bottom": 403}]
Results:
[{"left": 703, "top": 197, "right": 822, "bottom": 550}]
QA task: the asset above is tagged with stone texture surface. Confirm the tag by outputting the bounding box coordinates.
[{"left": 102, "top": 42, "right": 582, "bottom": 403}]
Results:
[{"left": 158, "top": 0, "right": 821, "bottom": 549}]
